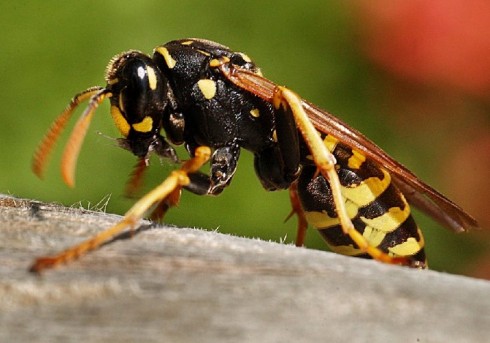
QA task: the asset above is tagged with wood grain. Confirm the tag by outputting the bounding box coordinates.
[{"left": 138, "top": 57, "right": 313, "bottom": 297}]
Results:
[{"left": 1, "top": 194, "right": 489, "bottom": 342}]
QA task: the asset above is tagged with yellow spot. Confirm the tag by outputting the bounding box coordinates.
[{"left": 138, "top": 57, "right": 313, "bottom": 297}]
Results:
[
  {"left": 272, "top": 130, "right": 278, "bottom": 142},
  {"left": 209, "top": 56, "right": 230, "bottom": 68},
  {"left": 332, "top": 227, "right": 425, "bottom": 258},
  {"left": 362, "top": 226, "right": 386, "bottom": 248},
  {"left": 155, "top": 47, "right": 176, "bottom": 69},
  {"left": 132, "top": 116, "right": 154, "bottom": 133},
  {"left": 209, "top": 59, "right": 220, "bottom": 67},
  {"left": 272, "top": 95, "right": 288, "bottom": 111},
  {"left": 341, "top": 169, "right": 391, "bottom": 208},
  {"left": 348, "top": 149, "right": 366, "bottom": 169},
  {"left": 196, "top": 49, "right": 211, "bottom": 56},
  {"left": 306, "top": 200, "right": 358, "bottom": 229},
  {"left": 180, "top": 40, "right": 194, "bottom": 45},
  {"left": 250, "top": 108, "right": 260, "bottom": 118},
  {"left": 388, "top": 235, "right": 423, "bottom": 257},
  {"left": 197, "top": 79, "right": 217, "bottom": 100},
  {"left": 238, "top": 52, "right": 252, "bottom": 63},
  {"left": 323, "top": 135, "right": 339, "bottom": 153},
  {"left": 111, "top": 106, "right": 130, "bottom": 137},
  {"left": 146, "top": 66, "right": 157, "bottom": 90},
  {"left": 360, "top": 203, "right": 411, "bottom": 234}
]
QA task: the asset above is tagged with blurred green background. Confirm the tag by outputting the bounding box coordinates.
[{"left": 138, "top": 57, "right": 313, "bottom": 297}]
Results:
[{"left": 1, "top": 1, "right": 488, "bottom": 276}]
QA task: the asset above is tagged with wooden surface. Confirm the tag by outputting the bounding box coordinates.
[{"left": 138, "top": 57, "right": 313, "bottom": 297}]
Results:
[{"left": 1, "top": 194, "right": 489, "bottom": 342}]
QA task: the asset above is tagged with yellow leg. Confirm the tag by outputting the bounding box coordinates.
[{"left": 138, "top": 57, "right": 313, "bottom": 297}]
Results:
[
  {"left": 276, "top": 87, "right": 408, "bottom": 266},
  {"left": 30, "top": 146, "right": 211, "bottom": 273}
]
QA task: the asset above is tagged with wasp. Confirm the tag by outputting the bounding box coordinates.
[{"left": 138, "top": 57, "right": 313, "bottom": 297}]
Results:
[{"left": 30, "top": 38, "right": 478, "bottom": 273}]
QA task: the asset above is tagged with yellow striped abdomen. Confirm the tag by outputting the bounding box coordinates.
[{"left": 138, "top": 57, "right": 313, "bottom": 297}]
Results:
[{"left": 297, "top": 135, "right": 427, "bottom": 268}]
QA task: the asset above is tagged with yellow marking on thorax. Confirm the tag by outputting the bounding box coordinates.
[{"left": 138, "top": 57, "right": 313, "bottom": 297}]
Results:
[
  {"left": 155, "top": 47, "right": 176, "bottom": 69},
  {"left": 348, "top": 149, "right": 366, "bottom": 169},
  {"left": 323, "top": 135, "right": 339, "bottom": 153},
  {"left": 341, "top": 169, "right": 391, "bottom": 208},
  {"left": 209, "top": 56, "right": 230, "bottom": 68},
  {"left": 146, "top": 66, "right": 157, "bottom": 90},
  {"left": 180, "top": 40, "right": 194, "bottom": 45},
  {"left": 250, "top": 108, "right": 260, "bottom": 118},
  {"left": 196, "top": 49, "right": 211, "bottom": 56},
  {"left": 111, "top": 106, "right": 130, "bottom": 137},
  {"left": 197, "top": 79, "right": 217, "bottom": 99},
  {"left": 132, "top": 116, "right": 153, "bottom": 133}
]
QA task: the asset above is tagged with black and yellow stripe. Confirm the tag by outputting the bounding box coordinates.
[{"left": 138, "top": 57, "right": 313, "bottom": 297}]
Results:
[{"left": 298, "top": 134, "right": 427, "bottom": 268}]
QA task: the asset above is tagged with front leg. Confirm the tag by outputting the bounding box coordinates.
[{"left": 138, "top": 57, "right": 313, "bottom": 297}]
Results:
[
  {"left": 31, "top": 146, "right": 212, "bottom": 273},
  {"left": 151, "top": 144, "right": 240, "bottom": 221},
  {"left": 185, "top": 143, "right": 241, "bottom": 196}
]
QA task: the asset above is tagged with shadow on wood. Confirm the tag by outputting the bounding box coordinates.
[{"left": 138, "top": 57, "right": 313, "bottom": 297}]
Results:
[{"left": 1, "top": 194, "right": 489, "bottom": 342}]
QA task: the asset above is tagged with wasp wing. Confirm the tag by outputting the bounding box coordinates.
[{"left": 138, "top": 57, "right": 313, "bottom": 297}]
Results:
[
  {"left": 221, "top": 65, "right": 478, "bottom": 232},
  {"left": 303, "top": 99, "right": 478, "bottom": 233}
]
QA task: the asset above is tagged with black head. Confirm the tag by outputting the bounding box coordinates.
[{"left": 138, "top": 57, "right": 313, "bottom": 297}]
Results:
[
  {"left": 105, "top": 51, "right": 177, "bottom": 161},
  {"left": 32, "top": 50, "right": 178, "bottom": 187}
]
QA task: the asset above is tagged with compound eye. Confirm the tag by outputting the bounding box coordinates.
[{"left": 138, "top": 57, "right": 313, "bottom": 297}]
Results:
[
  {"left": 119, "top": 60, "right": 159, "bottom": 124},
  {"left": 108, "top": 52, "right": 169, "bottom": 143}
]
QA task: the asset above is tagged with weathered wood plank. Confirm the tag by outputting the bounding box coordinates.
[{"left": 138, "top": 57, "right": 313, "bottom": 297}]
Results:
[{"left": 1, "top": 194, "right": 489, "bottom": 342}]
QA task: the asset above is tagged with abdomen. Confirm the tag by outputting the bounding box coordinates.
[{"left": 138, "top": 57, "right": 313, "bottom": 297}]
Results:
[{"left": 297, "top": 135, "right": 427, "bottom": 268}]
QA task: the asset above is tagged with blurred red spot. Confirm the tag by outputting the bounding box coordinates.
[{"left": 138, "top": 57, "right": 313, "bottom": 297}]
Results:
[{"left": 353, "top": 0, "right": 490, "bottom": 97}]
